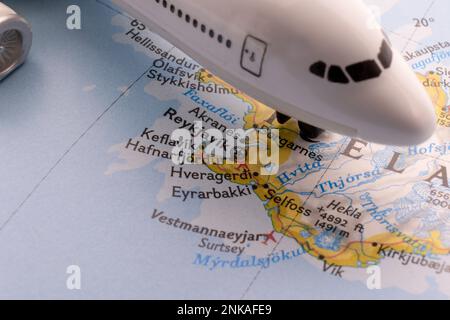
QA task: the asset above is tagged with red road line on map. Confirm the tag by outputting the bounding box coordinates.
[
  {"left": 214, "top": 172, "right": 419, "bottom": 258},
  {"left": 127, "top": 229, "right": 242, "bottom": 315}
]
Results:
[{"left": 322, "top": 239, "right": 448, "bottom": 260}]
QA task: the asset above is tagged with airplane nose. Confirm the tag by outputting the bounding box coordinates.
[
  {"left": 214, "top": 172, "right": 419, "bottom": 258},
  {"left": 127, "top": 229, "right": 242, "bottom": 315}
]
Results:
[
  {"left": 387, "top": 92, "right": 436, "bottom": 146},
  {"left": 356, "top": 57, "right": 437, "bottom": 146},
  {"left": 393, "top": 85, "right": 436, "bottom": 145}
]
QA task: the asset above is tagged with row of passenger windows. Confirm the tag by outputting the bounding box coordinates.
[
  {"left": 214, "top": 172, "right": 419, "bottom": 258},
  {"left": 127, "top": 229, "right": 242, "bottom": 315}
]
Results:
[
  {"left": 310, "top": 39, "right": 393, "bottom": 83},
  {"left": 155, "top": 0, "right": 232, "bottom": 48}
]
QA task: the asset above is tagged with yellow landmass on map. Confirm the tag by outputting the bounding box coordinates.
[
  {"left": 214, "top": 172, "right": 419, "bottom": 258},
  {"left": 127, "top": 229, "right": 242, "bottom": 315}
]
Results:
[
  {"left": 417, "top": 72, "right": 449, "bottom": 128},
  {"left": 198, "top": 69, "right": 450, "bottom": 268}
]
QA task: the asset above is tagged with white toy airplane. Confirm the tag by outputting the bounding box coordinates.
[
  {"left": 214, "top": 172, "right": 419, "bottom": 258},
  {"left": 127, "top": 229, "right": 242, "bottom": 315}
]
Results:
[
  {"left": 0, "top": 1, "right": 437, "bottom": 146},
  {"left": 112, "top": 0, "right": 437, "bottom": 146}
]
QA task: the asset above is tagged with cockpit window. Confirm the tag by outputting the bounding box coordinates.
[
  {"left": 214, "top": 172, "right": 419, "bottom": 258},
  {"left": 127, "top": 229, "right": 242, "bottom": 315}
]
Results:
[
  {"left": 381, "top": 29, "right": 392, "bottom": 46},
  {"left": 346, "top": 60, "right": 382, "bottom": 82},
  {"left": 378, "top": 39, "right": 393, "bottom": 69},
  {"left": 328, "top": 65, "right": 349, "bottom": 83},
  {"left": 310, "top": 37, "right": 391, "bottom": 84},
  {"left": 309, "top": 61, "right": 327, "bottom": 78}
]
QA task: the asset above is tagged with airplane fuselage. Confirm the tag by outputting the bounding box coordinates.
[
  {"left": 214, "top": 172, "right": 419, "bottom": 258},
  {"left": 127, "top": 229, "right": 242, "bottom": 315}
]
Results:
[{"left": 113, "top": 0, "right": 437, "bottom": 146}]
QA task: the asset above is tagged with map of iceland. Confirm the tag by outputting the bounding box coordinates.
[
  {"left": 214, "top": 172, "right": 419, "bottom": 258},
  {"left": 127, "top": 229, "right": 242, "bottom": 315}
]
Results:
[
  {"left": 106, "top": 0, "right": 450, "bottom": 296},
  {"left": 0, "top": 0, "right": 448, "bottom": 299}
]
